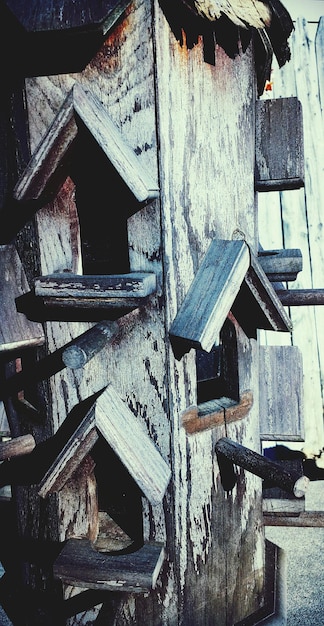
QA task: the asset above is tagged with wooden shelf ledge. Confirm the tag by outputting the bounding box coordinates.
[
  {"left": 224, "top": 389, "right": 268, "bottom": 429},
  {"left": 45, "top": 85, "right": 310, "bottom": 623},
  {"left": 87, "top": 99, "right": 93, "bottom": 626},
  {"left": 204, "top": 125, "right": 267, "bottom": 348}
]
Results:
[
  {"left": 53, "top": 538, "right": 165, "bottom": 592},
  {"left": 182, "top": 391, "right": 253, "bottom": 435}
]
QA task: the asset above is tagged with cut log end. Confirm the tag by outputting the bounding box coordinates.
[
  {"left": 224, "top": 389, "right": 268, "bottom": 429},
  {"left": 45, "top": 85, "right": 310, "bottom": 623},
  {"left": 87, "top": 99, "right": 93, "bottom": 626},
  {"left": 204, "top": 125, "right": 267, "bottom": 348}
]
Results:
[{"left": 293, "top": 475, "right": 309, "bottom": 498}]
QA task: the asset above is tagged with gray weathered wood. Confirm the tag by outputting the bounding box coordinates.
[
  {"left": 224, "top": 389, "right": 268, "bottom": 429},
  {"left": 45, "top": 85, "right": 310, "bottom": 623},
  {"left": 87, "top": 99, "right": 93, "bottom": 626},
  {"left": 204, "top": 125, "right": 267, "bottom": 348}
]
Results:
[
  {"left": 277, "top": 289, "right": 324, "bottom": 306},
  {"left": 259, "top": 345, "right": 305, "bottom": 441},
  {"left": 14, "top": 83, "right": 159, "bottom": 211},
  {"left": 170, "top": 239, "right": 250, "bottom": 353},
  {"left": 216, "top": 437, "right": 309, "bottom": 497},
  {"left": 34, "top": 272, "right": 157, "bottom": 298},
  {"left": 62, "top": 321, "right": 120, "bottom": 369},
  {"left": 94, "top": 384, "right": 171, "bottom": 505},
  {"left": 0, "top": 245, "right": 44, "bottom": 353},
  {"left": 258, "top": 248, "right": 303, "bottom": 282},
  {"left": 0, "top": 434, "right": 35, "bottom": 460},
  {"left": 255, "top": 96, "right": 305, "bottom": 190},
  {"left": 53, "top": 538, "right": 165, "bottom": 592},
  {"left": 38, "top": 411, "right": 99, "bottom": 498},
  {"left": 170, "top": 239, "right": 292, "bottom": 355}
]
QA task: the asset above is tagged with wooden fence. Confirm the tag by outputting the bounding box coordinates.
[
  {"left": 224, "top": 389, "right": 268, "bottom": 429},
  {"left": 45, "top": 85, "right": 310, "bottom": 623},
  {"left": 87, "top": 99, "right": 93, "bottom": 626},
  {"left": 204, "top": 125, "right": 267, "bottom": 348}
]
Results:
[{"left": 258, "top": 16, "right": 324, "bottom": 447}]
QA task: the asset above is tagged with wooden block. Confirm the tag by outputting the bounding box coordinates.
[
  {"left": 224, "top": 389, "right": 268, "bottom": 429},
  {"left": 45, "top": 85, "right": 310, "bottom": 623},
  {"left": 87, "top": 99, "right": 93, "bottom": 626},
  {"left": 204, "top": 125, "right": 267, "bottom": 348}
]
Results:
[
  {"left": 170, "top": 239, "right": 250, "bottom": 353},
  {"left": 255, "top": 97, "right": 304, "bottom": 190},
  {"left": 259, "top": 345, "right": 305, "bottom": 441},
  {"left": 0, "top": 245, "right": 44, "bottom": 353},
  {"left": 34, "top": 272, "right": 157, "bottom": 298},
  {"left": 258, "top": 248, "right": 303, "bottom": 282},
  {"left": 14, "top": 83, "right": 158, "bottom": 209},
  {"left": 53, "top": 538, "right": 165, "bottom": 592},
  {"left": 95, "top": 384, "right": 171, "bottom": 505}
]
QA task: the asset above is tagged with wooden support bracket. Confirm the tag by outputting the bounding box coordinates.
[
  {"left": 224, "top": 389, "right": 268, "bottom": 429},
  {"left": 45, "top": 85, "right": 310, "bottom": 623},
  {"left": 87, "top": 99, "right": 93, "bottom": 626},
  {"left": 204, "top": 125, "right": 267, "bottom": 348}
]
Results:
[
  {"left": 215, "top": 437, "right": 309, "bottom": 497},
  {"left": 276, "top": 288, "right": 324, "bottom": 306},
  {"left": 53, "top": 538, "right": 165, "bottom": 592}
]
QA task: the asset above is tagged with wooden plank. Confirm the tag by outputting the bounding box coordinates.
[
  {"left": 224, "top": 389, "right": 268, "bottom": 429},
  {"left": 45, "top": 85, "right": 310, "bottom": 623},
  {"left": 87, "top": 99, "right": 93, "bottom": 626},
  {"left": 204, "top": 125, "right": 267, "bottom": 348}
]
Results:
[
  {"left": 259, "top": 345, "right": 305, "bottom": 441},
  {"left": 182, "top": 390, "right": 253, "bottom": 434},
  {"left": 0, "top": 245, "right": 44, "bottom": 353},
  {"left": 315, "top": 18, "right": 324, "bottom": 112},
  {"left": 34, "top": 272, "right": 157, "bottom": 298},
  {"left": 38, "top": 410, "right": 99, "bottom": 498},
  {"left": 13, "top": 89, "right": 77, "bottom": 203},
  {"left": 255, "top": 97, "right": 304, "bottom": 190},
  {"left": 264, "top": 511, "right": 324, "bottom": 527},
  {"left": 53, "top": 538, "right": 165, "bottom": 592},
  {"left": 231, "top": 250, "right": 293, "bottom": 338},
  {"left": 257, "top": 248, "right": 303, "bottom": 282},
  {"left": 73, "top": 84, "right": 159, "bottom": 203},
  {"left": 169, "top": 239, "right": 250, "bottom": 354},
  {"left": 94, "top": 384, "right": 171, "bottom": 505}
]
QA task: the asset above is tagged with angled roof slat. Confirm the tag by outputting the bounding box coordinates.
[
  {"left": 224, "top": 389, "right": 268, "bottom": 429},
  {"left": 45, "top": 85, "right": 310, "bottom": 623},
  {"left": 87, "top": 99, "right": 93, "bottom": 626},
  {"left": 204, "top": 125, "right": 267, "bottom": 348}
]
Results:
[
  {"left": 13, "top": 83, "right": 159, "bottom": 217},
  {"left": 169, "top": 239, "right": 292, "bottom": 357}
]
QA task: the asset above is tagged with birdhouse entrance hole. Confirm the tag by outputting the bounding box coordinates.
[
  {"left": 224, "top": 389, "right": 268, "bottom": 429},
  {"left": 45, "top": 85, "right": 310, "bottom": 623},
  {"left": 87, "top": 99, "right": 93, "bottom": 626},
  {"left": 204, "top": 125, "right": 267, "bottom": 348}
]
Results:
[{"left": 196, "top": 318, "right": 239, "bottom": 408}]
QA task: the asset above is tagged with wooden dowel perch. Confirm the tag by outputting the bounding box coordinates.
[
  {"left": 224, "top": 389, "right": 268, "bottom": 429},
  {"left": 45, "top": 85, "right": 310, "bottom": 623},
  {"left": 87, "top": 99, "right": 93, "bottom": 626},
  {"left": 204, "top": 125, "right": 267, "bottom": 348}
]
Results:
[
  {"left": 215, "top": 437, "right": 309, "bottom": 497},
  {"left": 62, "top": 321, "right": 119, "bottom": 369},
  {"left": 276, "top": 289, "right": 324, "bottom": 306},
  {"left": 0, "top": 434, "right": 36, "bottom": 460}
]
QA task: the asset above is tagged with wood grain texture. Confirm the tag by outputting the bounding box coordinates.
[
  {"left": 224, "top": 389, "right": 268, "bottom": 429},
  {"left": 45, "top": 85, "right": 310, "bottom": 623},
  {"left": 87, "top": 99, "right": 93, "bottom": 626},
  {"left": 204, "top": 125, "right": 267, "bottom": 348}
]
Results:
[
  {"left": 255, "top": 96, "right": 304, "bottom": 190},
  {"left": 259, "top": 345, "right": 305, "bottom": 441},
  {"left": 35, "top": 272, "right": 157, "bottom": 297},
  {"left": 0, "top": 245, "right": 44, "bottom": 352},
  {"left": 53, "top": 538, "right": 165, "bottom": 592}
]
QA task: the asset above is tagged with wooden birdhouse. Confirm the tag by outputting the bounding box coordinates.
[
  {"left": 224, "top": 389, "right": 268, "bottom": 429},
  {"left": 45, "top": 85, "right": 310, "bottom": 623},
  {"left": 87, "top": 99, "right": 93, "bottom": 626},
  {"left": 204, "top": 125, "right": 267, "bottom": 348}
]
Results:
[{"left": 0, "top": 1, "right": 312, "bottom": 625}]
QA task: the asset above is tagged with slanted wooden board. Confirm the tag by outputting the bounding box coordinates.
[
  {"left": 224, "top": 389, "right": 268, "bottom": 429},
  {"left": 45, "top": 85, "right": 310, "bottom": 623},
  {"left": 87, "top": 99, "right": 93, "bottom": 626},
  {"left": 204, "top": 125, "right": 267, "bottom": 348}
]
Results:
[
  {"left": 169, "top": 239, "right": 250, "bottom": 353},
  {"left": 232, "top": 250, "right": 292, "bottom": 338},
  {"left": 257, "top": 248, "right": 303, "bottom": 282},
  {"left": 14, "top": 83, "right": 159, "bottom": 212},
  {"left": 170, "top": 239, "right": 292, "bottom": 355},
  {"left": 0, "top": 245, "right": 44, "bottom": 353},
  {"left": 255, "top": 97, "right": 304, "bottom": 190},
  {"left": 94, "top": 384, "right": 171, "bottom": 505},
  {"left": 259, "top": 345, "right": 304, "bottom": 441},
  {"left": 53, "top": 538, "right": 165, "bottom": 592}
]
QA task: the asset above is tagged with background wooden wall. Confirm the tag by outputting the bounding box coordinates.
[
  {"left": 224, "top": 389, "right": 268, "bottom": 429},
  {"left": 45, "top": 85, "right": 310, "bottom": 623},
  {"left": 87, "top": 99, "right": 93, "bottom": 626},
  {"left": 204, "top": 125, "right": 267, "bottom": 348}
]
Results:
[{"left": 258, "top": 14, "right": 324, "bottom": 448}]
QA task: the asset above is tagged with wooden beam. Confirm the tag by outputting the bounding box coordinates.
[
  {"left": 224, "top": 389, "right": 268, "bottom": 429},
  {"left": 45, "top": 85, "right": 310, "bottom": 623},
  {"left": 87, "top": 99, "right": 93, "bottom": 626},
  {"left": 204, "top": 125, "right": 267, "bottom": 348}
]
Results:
[
  {"left": 264, "top": 511, "right": 324, "bottom": 527},
  {"left": 169, "top": 239, "right": 250, "bottom": 354},
  {"left": 277, "top": 289, "right": 324, "bottom": 306},
  {"left": 53, "top": 538, "right": 165, "bottom": 592}
]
